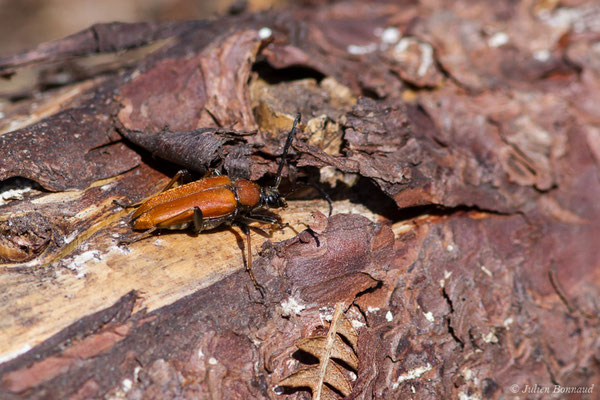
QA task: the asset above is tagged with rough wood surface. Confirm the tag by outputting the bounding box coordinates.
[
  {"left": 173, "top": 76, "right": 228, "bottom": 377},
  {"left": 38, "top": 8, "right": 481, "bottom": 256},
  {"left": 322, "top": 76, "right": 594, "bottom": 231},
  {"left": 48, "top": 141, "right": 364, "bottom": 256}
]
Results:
[{"left": 1, "top": 1, "right": 599, "bottom": 399}]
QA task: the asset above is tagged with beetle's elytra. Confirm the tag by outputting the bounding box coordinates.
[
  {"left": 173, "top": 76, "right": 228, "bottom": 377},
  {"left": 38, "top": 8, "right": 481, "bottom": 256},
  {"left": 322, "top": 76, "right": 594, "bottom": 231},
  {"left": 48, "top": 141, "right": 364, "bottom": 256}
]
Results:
[
  {"left": 131, "top": 175, "right": 263, "bottom": 231},
  {"left": 128, "top": 113, "right": 303, "bottom": 293}
]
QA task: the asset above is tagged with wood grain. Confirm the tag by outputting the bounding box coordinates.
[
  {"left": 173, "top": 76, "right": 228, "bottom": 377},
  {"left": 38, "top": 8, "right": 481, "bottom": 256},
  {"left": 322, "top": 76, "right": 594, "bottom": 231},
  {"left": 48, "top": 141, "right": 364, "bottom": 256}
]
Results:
[{"left": 0, "top": 195, "right": 379, "bottom": 365}]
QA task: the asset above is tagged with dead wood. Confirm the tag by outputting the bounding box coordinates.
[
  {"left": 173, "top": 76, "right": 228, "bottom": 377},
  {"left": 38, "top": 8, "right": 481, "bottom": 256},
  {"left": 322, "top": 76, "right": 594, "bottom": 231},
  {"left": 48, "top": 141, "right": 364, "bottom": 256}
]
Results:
[{"left": 0, "top": 1, "right": 599, "bottom": 399}]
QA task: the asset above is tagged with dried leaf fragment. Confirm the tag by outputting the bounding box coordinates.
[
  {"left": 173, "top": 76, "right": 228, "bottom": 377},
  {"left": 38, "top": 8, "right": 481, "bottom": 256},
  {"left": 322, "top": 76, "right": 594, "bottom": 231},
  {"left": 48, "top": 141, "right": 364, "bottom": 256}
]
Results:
[
  {"left": 276, "top": 303, "right": 359, "bottom": 400},
  {"left": 295, "top": 336, "right": 358, "bottom": 370}
]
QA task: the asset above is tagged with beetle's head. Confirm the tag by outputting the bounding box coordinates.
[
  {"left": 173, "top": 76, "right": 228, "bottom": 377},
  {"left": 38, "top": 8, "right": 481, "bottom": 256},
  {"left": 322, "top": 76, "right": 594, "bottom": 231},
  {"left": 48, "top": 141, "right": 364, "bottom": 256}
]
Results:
[{"left": 261, "top": 186, "right": 287, "bottom": 209}]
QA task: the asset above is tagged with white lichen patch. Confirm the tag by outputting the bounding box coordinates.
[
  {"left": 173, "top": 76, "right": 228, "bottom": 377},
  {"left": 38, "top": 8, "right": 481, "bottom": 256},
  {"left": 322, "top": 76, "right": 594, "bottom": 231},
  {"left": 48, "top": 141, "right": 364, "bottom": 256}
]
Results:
[
  {"left": 351, "top": 319, "right": 366, "bottom": 329},
  {"left": 100, "top": 182, "right": 117, "bottom": 191},
  {"left": 284, "top": 358, "right": 297, "bottom": 370},
  {"left": 423, "top": 311, "right": 435, "bottom": 323},
  {"left": 488, "top": 32, "right": 509, "bottom": 47},
  {"left": 346, "top": 306, "right": 366, "bottom": 330},
  {"left": 280, "top": 296, "right": 306, "bottom": 317},
  {"left": 503, "top": 317, "right": 514, "bottom": 330},
  {"left": 391, "top": 37, "right": 434, "bottom": 77},
  {"left": 367, "top": 306, "right": 380, "bottom": 313},
  {"left": 347, "top": 43, "right": 378, "bottom": 55},
  {"left": 258, "top": 26, "right": 272, "bottom": 39},
  {"left": 208, "top": 357, "right": 218, "bottom": 365},
  {"left": 319, "top": 306, "right": 335, "bottom": 324},
  {"left": 480, "top": 265, "right": 493, "bottom": 277},
  {"left": 381, "top": 27, "right": 401, "bottom": 44},
  {"left": 533, "top": 49, "right": 551, "bottom": 62},
  {"left": 417, "top": 41, "right": 434, "bottom": 77},
  {"left": 111, "top": 244, "right": 131, "bottom": 255},
  {"left": 121, "top": 378, "right": 132, "bottom": 392},
  {"left": 392, "top": 363, "right": 432, "bottom": 389},
  {"left": 440, "top": 270, "right": 453, "bottom": 288},
  {"left": 386, "top": 311, "right": 394, "bottom": 322},
  {"left": 63, "top": 250, "right": 101, "bottom": 278},
  {"left": 482, "top": 329, "right": 499, "bottom": 344},
  {"left": 461, "top": 367, "right": 474, "bottom": 382},
  {"left": 538, "top": 5, "right": 600, "bottom": 34}
]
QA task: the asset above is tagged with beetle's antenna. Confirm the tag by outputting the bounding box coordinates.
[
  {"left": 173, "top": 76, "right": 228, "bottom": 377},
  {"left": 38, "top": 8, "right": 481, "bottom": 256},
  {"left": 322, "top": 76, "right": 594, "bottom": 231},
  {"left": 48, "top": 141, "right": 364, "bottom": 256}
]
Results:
[{"left": 274, "top": 113, "right": 301, "bottom": 189}]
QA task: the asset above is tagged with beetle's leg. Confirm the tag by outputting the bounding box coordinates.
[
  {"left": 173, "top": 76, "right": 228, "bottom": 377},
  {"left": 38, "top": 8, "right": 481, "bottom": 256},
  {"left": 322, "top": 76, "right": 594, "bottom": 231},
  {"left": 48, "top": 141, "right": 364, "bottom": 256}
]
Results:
[
  {"left": 203, "top": 169, "right": 221, "bottom": 178},
  {"left": 113, "top": 198, "right": 139, "bottom": 209},
  {"left": 245, "top": 213, "right": 279, "bottom": 224},
  {"left": 203, "top": 157, "right": 225, "bottom": 177},
  {"left": 192, "top": 207, "right": 205, "bottom": 233},
  {"left": 161, "top": 169, "right": 192, "bottom": 193},
  {"left": 236, "top": 222, "right": 265, "bottom": 297},
  {"left": 119, "top": 227, "right": 158, "bottom": 246},
  {"left": 245, "top": 213, "right": 293, "bottom": 234}
]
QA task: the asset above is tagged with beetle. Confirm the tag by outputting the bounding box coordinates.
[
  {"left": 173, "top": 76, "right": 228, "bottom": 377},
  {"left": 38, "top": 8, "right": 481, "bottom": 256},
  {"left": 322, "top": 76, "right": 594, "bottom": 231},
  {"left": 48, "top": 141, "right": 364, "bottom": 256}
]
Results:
[{"left": 127, "top": 113, "right": 304, "bottom": 293}]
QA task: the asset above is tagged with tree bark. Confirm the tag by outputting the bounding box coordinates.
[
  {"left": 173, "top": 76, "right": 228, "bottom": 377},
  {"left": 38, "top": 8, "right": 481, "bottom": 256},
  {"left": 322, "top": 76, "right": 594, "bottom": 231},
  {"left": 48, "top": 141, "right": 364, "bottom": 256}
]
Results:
[{"left": 0, "top": 1, "right": 599, "bottom": 399}]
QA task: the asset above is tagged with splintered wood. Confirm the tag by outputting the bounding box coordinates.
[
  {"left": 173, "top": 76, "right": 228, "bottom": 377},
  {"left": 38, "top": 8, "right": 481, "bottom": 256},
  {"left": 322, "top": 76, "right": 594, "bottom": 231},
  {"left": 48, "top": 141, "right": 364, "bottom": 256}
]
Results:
[
  {"left": 0, "top": 198, "right": 380, "bottom": 364},
  {"left": 1, "top": 0, "right": 599, "bottom": 399}
]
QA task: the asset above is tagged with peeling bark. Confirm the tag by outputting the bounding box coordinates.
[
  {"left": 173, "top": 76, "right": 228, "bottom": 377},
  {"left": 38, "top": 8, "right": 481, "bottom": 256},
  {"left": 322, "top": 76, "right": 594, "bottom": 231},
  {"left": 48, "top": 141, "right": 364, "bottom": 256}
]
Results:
[{"left": 1, "top": 1, "right": 599, "bottom": 399}]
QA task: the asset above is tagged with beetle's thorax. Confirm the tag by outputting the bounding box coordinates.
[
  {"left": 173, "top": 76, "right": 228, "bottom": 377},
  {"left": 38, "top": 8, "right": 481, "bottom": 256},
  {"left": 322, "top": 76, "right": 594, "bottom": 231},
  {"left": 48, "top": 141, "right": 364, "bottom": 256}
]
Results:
[{"left": 232, "top": 179, "right": 261, "bottom": 209}]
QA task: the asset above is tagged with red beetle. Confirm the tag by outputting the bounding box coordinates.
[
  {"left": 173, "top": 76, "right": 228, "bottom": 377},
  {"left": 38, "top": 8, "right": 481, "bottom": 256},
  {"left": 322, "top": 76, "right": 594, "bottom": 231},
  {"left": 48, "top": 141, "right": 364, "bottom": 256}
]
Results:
[{"left": 128, "top": 114, "right": 303, "bottom": 293}]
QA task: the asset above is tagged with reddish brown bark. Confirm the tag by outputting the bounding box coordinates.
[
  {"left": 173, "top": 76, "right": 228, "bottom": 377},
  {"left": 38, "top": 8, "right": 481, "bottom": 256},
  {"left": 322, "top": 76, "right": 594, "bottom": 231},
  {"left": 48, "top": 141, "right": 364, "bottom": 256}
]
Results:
[{"left": 1, "top": 1, "right": 599, "bottom": 399}]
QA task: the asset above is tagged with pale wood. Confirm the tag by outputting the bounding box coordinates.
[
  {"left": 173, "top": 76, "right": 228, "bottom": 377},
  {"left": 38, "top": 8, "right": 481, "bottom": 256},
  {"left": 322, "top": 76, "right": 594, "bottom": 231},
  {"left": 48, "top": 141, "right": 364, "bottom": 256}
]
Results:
[{"left": 0, "top": 190, "right": 382, "bottom": 364}]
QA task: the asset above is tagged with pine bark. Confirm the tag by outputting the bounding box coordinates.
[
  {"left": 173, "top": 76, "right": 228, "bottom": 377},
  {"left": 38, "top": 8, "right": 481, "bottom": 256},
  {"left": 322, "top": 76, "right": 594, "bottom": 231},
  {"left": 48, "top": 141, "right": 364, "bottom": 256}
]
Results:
[{"left": 1, "top": 1, "right": 599, "bottom": 399}]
